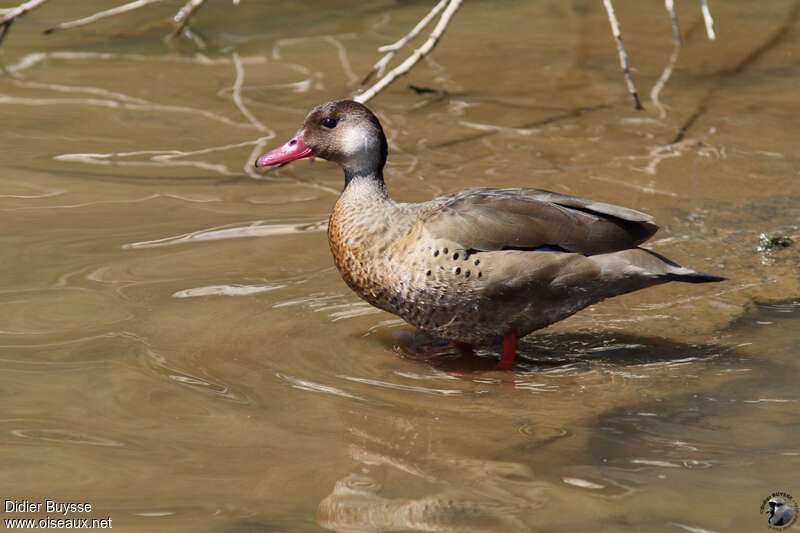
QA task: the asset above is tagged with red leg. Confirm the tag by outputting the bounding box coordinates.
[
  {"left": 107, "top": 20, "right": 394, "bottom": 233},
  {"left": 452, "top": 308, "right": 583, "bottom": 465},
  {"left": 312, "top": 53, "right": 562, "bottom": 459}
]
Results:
[{"left": 495, "top": 332, "right": 518, "bottom": 370}]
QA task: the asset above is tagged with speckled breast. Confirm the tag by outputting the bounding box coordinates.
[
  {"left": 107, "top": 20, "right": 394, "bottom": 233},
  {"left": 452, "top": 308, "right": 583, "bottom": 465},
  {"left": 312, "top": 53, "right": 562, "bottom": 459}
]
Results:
[
  {"left": 326, "top": 202, "right": 508, "bottom": 345},
  {"left": 327, "top": 203, "right": 403, "bottom": 314}
]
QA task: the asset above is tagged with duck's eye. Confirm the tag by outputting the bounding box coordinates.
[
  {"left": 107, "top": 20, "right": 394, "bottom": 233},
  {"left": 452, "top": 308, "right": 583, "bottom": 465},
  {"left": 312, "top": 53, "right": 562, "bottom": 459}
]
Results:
[{"left": 321, "top": 117, "right": 338, "bottom": 128}]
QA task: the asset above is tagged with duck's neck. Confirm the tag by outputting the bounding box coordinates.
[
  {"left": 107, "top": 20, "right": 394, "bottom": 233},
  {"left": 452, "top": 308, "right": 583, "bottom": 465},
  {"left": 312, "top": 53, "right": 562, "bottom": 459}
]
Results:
[
  {"left": 342, "top": 170, "right": 388, "bottom": 199},
  {"left": 329, "top": 171, "right": 398, "bottom": 291},
  {"left": 330, "top": 171, "right": 395, "bottom": 246}
]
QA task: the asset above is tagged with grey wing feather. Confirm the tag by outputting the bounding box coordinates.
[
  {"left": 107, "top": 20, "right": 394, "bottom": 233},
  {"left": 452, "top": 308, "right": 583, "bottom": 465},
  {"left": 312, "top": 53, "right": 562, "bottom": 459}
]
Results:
[
  {"left": 526, "top": 189, "right": 654, "bottom": 222},
  {"left": 420, "top": 188, "right": 658, "bottom": 255}
]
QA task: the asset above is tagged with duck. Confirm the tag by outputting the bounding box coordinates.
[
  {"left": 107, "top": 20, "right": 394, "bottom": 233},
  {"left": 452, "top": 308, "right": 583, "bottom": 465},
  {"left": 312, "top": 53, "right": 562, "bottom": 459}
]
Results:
[{"left": 255, "top": 100, "right": 724, "bottom": 370}]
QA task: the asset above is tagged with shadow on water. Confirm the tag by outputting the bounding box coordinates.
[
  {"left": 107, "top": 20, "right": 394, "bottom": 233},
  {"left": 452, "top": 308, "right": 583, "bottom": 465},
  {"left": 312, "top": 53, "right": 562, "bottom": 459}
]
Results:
[{"left": 385, "top": 328, "right": 727, "bottom": 374}]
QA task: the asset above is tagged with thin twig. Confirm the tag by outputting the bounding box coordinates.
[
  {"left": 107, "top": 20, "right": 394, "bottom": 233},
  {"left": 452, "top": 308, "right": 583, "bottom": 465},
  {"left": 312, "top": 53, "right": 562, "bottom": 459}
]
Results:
[
  {"left": 0, "top": 17, "right": 13, "bottom": 48},
  {"left": 43, "top": 0, "right": 163, "bottom": 34},
  {"left": 0, "top": 0, "right": 49, "bottom": 25},
  {"left": 601, "top": 0, "right": 644, "bottom": 110},
  {"left": 178, "top": 25, "right": 206, "bottom": 49},
  {"left": 165, "top": 0, "right": 206, "bottom": 42},
  {"left": 0, "top": 0, "right": 49, "bottom": 48},
  {"left": 665, "top": 0, "right": 682, "bottom": 46},
  {"left": 355, "top": 0, "right": 462, "bottom": 105},
  {"left": 699, "top": 0, "right": 716, "bottom": 40},
  {"left": 650, "top": 0, "right": 682, "bottom": 119},
  {"left": 360, "top": 0, "right": 449, "bottom": 86}
]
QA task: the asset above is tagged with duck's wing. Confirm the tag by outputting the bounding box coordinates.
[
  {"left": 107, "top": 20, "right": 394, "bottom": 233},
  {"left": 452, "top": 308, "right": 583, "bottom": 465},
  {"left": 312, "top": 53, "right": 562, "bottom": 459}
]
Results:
[{"left": 419, "top": 187, "right": 658, "bottom": 255}]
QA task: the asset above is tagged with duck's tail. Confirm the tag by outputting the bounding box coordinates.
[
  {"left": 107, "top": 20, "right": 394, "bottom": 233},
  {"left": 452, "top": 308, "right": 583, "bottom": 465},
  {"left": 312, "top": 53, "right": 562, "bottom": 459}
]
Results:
[
  {"left": 638, "top": 249, "right": 726, "bottom": 284},
  {"left": 660, "top": 270, "right": 727, "bottom": 283},
  {"left": 592, "top": 248, "right": 726, "bottom": 295}
]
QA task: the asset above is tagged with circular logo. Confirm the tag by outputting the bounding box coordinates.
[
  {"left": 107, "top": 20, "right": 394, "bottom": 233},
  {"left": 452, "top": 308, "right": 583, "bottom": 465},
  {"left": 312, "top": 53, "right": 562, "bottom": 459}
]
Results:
[{"left": 760, "top": 492, "right": 798, "bottom": 530}]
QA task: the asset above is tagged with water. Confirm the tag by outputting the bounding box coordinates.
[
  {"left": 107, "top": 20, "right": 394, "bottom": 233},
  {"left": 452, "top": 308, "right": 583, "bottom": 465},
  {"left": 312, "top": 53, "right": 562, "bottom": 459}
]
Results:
[{"left": 1, "top": 1, "right": 799, "bottom": 531}]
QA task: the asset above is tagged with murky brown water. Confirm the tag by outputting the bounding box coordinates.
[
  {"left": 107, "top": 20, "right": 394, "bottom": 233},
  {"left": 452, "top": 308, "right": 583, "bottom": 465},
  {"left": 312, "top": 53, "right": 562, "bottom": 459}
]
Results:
[{"left": 1, "top": 1, "right": 799, "bottom": 531}]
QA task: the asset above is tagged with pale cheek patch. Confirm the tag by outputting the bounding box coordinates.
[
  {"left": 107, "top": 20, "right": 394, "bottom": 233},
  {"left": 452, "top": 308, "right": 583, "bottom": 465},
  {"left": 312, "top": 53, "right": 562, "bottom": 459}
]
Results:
[{"left": 341, "top": 124, "right": 373, "bottom": 158}]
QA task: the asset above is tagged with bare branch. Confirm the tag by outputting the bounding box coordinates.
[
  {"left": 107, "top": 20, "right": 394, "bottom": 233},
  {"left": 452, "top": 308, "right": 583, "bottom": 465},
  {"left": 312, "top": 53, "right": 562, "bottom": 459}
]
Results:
[
  {"left": 355, "top": 0, "right": 462, "bottom": 105},
  {"left": 165, "top": 0, "right": 207, "bottom": 42},
  {"left": 360, "top": 0, "right": 449, "bottom": 86},
  {"left": 601, "top": 0, "right": 644, "bottom": 110},
  {"left": 0, "top": 0, "right": 49, "bottom": 48},
  {"left": 665, "top": 0, "right": 682, "bottom": 46},
  {"left": 700, "top": 0, "right": 716, "bottom": 40},
  {"left": 43, "top": 0, "right": 163, "bottom": 35},
  {"left": 0, "top": 17, "right": 14, "bottom": 48},
  {"left": 0, "top": 0, "right": 49, "bottom": 25},
  {"left": 177, "top": 25, "right": 206, "bottom": 49}
]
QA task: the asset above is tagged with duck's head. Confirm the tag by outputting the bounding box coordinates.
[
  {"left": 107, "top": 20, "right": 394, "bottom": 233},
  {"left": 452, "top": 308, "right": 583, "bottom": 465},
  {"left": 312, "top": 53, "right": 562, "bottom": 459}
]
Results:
[{"left": 255, "top": 100, "right": 388, "bottom": 185}]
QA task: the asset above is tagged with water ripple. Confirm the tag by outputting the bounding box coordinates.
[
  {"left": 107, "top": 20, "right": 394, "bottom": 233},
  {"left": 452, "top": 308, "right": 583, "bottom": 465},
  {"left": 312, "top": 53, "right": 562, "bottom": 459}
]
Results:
[
  {"left": 630, "top": 459, "right": 682, "bottom": 468},
  {"left": 742, "top": 398, "right": 796, "bottom": 404},
  {"left": 0, "top": 289, "right": 131, "bottom": 335},
  {"left": 339, "top": 375, "right": 465, "bottom": 396},
  {"left": 671, "top": 522, "right": 720, "bottom": 533},
  {"left": 0, "top": 181, "right": 65, "bottom": 199},
  {"left": 276, "top": 373, "right": 367, "bottom": 402},
  {"left": 123, "top": 220, "right": 327, "bottom": 249},
  {"left": 9, "top": 427, "right": 123, "bottom": 447},
  {"left": 142, "top": 345, "right": 250, "bottom": 403},
  {"left": 562, "top": 477, "right": 605, "bottom": 489},
  {"left": 273, "top": 292, "right": 382, "bottom": 322},
  {"left": 172, "top": 284, "right": 286, "bottom": 298}
]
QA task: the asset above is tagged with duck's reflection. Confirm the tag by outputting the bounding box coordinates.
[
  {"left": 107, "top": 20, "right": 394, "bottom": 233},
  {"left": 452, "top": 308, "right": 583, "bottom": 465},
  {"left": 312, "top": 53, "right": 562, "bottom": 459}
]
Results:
[
  {"left": 317, "top": 332, "right": 745, "bottom": 532},
  {"left": 386, "top": 328, "right": 726, "bottom": 374},
  {"left": 317, "top": 413, "right": 540, "bottom": 532}
]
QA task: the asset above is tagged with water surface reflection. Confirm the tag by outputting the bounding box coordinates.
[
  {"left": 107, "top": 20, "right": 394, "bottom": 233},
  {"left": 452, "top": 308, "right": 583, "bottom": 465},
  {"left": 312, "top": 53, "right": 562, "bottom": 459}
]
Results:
[
  {"left": 1, "top": 1, "right": 799, "bottom": 532},
  {"left": 314, "top": 333, "right": 757, "bottom": 532}
]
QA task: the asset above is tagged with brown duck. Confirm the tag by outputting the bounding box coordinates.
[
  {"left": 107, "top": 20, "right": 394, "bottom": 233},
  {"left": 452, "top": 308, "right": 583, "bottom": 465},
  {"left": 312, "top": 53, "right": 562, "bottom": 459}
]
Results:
[{"left": 255, "top": 100, "right": 724, "bottom": 369}]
